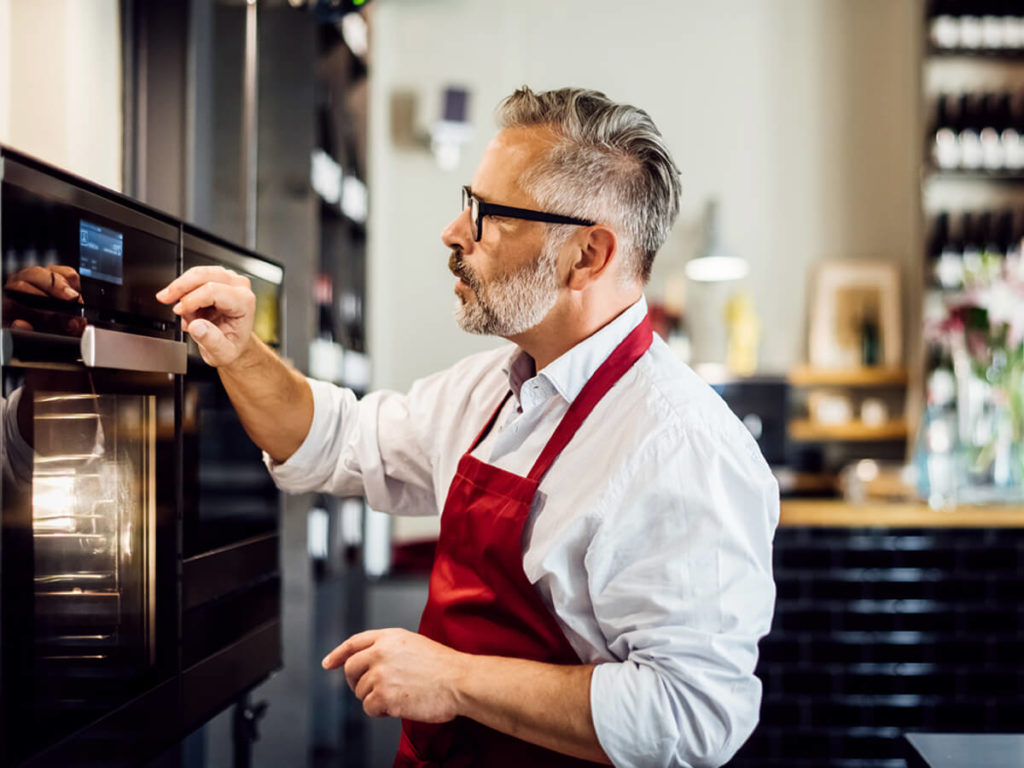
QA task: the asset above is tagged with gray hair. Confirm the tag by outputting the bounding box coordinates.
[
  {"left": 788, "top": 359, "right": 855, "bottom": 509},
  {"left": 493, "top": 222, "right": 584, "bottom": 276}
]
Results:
[{"left": 496, "top": 86, "right": 681, "bottom": 284}]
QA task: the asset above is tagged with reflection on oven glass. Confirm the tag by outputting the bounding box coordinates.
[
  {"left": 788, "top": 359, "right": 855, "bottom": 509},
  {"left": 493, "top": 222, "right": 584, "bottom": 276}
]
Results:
[{"left": 30, "top": 391, "right": 155, "bottom": 713}]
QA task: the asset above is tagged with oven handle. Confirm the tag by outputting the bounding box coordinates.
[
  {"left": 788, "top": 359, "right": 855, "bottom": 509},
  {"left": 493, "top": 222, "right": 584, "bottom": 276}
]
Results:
[
  {"left": 80, "top": 326, "right": 187, "bottom": 374},
  {"left": 2, "top": 327, "right": 187, "bottom": 374}
]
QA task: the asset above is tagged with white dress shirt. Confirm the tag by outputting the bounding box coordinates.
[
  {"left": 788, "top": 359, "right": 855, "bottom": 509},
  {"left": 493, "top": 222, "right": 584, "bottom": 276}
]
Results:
[{"left": 267, "top": 296, "right": 779, "bottom": 768}]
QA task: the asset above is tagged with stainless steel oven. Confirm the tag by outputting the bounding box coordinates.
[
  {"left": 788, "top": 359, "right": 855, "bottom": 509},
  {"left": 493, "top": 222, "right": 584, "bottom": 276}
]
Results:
[
  {"left": 0, "top": 147, "right": 285, "bottom": 767},
  {"left": 0, "top": 149, "right": 182, "bottom": 767}
]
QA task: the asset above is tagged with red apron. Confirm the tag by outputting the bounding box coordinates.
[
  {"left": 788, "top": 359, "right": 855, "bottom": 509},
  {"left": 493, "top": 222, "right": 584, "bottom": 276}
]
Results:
[{"left": 394, "top": 316, "right": 653, "bottom": 768}]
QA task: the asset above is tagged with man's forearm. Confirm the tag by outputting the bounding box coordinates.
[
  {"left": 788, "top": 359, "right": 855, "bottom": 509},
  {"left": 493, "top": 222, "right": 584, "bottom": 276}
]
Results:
[
  {"left": 217, "top": 334, "right": 314, "bottom": 463},
  {"left": 327, "top": 629, "right": 612, "bottom": 763},
  {"left": 453, "top": 655, "right": 611, "bottom": 764}
]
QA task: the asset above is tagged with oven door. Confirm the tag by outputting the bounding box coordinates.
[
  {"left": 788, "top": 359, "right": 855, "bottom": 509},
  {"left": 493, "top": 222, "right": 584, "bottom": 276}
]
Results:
[
  {"left": 181, "top": 229, "right": 283, "bottom": 561},
  {"left": 1, "top": 337, "right": 181, "bottom": 767}
]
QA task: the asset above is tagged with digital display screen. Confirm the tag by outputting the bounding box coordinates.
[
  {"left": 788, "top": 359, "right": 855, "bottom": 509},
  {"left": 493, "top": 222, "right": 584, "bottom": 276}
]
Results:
[{"left": 79, "top": 219, "right": 124, "bottom": 285}]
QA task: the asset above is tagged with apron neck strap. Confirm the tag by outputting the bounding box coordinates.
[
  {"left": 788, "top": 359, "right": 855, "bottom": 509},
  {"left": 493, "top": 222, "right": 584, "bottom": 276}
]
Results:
[
  {"left": 470, "top": 390, "right": 513, "bottom": 454},
  {"left": 527, "top": 314, "right": 653, "bottom": 483}
]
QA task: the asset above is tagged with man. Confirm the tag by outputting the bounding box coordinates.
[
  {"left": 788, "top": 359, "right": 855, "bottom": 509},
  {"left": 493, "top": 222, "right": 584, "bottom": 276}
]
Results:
[{"left": 157, "top": 87, "right": 778, "bottom": 768}]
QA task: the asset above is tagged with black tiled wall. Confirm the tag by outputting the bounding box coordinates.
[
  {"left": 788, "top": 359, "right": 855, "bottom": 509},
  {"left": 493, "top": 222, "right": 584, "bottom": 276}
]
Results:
[{"left": 729, "top": 527, "right": 1024, "bottom": 768}]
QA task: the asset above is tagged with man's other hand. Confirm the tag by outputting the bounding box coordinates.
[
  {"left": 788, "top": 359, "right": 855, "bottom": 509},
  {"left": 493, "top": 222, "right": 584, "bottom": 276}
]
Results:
[
  {"left": 156, "top": 266, "right": 256, "bottom": 367},
  {"left": 4, "top": 265, "right": 85, "bottom": 334},
  {"left": 322, "top": 628, "right": 467, "bottom": 723},
  {"left": 5, "top": 264, "right": 82, "bottom": 301}
]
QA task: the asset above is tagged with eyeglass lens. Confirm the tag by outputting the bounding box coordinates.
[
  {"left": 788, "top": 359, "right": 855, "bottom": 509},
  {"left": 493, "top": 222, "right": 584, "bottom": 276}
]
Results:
[{"left": 462, "top": 187, "right": 480, "bottom": 240}]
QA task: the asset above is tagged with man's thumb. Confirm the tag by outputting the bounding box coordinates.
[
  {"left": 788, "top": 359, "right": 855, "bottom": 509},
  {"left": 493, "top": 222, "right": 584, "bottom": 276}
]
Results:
[
  {"left": 188, "top": 320, "right": 208, "bottom": 340},
  {"left": 185, "top": 319, "right": 231, "bottom": 366}
]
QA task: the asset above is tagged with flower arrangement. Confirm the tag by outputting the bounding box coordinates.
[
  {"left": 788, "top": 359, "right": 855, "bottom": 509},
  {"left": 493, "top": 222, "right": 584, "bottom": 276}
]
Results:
[{"left": 924, "top": 247, "right": 1024, "bottom": 497}]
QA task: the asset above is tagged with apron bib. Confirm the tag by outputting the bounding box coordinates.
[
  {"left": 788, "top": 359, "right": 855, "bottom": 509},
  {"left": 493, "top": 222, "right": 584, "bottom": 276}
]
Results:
[{"left": 395, "top": 316, "right": 653, "bottom": 768}]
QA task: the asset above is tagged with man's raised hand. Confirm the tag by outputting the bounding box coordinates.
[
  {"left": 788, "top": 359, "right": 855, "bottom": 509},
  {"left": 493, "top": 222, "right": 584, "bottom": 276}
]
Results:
[{"left": 156, "top": 266, "right": 256, "bottom": 368}]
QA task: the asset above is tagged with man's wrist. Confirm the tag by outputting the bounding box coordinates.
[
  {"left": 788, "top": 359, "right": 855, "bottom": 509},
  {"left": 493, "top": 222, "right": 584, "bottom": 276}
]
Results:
[
  {"left": 445, "top": 649, "right": 476, "bottom": 719},
  {"left": 220, "top": 332, "right": 263, "bottom": 375}
]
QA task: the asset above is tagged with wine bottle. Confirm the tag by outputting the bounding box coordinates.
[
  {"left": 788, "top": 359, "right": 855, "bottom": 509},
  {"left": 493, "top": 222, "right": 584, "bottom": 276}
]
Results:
[
  {"left": 936, "top": 211, "right": 964, "bottom": 290},
  {"left": 982, "top": 4, "right": 1006, "bottom": 49},
  {"left": 962, "top": 211, "right": 985, "bottom": 284},
  {"left": 929, "top": 212, "right": 950, "bottom": 287},
  {"left": 930, "top": 0, "right": 960, "bottom": 49},
  {"left": 981, "top": 92, "right": 1005, "bottom": 170},
  {"left": 1004, "top": 91, "right": 1024, "bottom": 170},
  {"left": 860, "top": 315, "right": 880, "bottom": 367},
  {"left": 959, "top": 94, "right": 984, "bottom": 170},
  {"left": 960, "top": 4, "right": 984, "bottom": 49},
  {"left": 934, "top": 93, "right": 960, "bottom": 169}
]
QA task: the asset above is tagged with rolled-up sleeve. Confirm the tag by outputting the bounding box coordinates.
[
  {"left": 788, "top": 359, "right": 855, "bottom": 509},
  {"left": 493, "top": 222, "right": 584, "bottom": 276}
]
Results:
[
  {"left": 263, "top": 377, "right": 437, "bottom": 515},
  {"left": 261, "top": 345, "right": 512, "bottom": 516},
  {"left": 586, "top": 424, "right": 778, "bottom": 768}
]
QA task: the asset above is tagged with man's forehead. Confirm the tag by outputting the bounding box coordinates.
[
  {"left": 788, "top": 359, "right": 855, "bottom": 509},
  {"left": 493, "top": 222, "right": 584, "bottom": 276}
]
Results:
[{"left": 470, "top": 125, "right": 557, "bottom": 204}]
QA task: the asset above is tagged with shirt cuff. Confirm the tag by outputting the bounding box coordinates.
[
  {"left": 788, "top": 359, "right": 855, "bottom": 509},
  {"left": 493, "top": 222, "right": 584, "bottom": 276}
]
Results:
[{"left": 591, "top": 661, "right": 677, "bottom": 768}]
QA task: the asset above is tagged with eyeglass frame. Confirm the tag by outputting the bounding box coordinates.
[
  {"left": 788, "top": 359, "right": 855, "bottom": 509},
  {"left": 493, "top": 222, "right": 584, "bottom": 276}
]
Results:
[{"left": 461, "top": 186, "right": 595, "bottom": 242}]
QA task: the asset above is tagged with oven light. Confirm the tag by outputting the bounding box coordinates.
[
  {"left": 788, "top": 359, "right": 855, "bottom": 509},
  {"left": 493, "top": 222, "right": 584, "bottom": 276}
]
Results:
[{"left": 33, "top": 475, "right": 77, "bottom": 527}]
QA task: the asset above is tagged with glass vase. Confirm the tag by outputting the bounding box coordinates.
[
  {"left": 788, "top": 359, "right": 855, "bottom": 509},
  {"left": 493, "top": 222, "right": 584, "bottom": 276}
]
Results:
[{"left": 953, "top": 347, "right": 1024, "bottom": 504}]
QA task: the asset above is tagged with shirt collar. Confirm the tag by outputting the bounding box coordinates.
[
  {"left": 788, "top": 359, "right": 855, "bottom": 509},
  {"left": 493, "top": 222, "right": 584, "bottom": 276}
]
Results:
[{"left": 501, "top": 295, "right": 648, "bottom": 407}]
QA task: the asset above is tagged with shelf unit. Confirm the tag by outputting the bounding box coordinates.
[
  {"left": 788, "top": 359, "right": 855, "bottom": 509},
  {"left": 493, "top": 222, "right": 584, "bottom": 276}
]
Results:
[
  {"left": 920, "top": 0, "right": 1024, "bottom": 507},
  {"left": 787, "top": 368, "right": 909, "bottom": 441},
  {"left": 783, "top": 366, "right": 910, "bottom": 498},
  {"left": 789, "top": 418, "right": 910, "bottom": 443},
  {"left": 789, "top": 365, "right": 909, "bottom": 388}
]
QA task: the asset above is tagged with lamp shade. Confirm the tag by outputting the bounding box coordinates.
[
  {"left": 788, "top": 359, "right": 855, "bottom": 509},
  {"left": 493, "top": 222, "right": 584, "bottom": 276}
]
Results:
[{"left": 684, "top": 200, "right": 749, "bottom": 282}]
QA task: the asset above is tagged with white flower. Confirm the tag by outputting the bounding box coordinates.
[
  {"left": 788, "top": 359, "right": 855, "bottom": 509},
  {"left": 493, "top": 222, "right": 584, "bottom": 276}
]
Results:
[
  {"left": 985, "top": 281, "right": 1024, "bottom": 349},
  {"left": 987, "top": 283, "right": 1015, "bottom": 325}
]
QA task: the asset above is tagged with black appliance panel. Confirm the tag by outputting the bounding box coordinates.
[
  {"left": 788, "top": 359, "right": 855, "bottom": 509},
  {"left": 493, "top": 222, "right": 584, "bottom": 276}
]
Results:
[
  {"left": 1, "top": 158, "right": 177, "bottom": 339},
  {"left": 181, "top": 229, "right": 283, "bottom": 557},
  {"left": 711, "top": 378, "right": 789, "bottom": 466}
]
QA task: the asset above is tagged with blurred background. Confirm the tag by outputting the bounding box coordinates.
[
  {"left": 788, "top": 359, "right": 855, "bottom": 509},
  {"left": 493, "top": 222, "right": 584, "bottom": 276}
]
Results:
[{"left": 2, "top": 1, "right": 1023, "bottom": 766}]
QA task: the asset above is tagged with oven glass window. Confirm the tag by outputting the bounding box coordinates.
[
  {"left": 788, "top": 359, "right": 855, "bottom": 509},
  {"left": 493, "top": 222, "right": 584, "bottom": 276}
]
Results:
[
  {"left": 2, "top": 367, "right": 174, "bottom": 763},
  {"left": 31, "top": 389, "right": 157, "bottom": 734}
]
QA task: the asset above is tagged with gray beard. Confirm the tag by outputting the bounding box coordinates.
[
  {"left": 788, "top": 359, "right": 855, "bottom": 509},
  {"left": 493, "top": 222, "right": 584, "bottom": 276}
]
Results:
[{"left": 452, "top": 240, "right": 560, "bottom": 337}]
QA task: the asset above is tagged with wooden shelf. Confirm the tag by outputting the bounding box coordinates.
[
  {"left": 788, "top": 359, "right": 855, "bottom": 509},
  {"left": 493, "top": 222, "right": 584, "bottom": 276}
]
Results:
[
  {"left": 788, "top": 365, "right": 908, "bottom": 387},
  {"left": 789, "top": 418, "right": 909, "bottom": 442},
  {"left": 926, "top": 45, "right": 1024, "bottom": 61},
  {"left": 926, "top": 169, "right": 1024, "bottom": 184}
]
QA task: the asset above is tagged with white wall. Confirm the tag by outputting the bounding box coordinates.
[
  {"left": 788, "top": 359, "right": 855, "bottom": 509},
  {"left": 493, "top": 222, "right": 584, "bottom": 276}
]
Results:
[
  {"left": 1, "top": 0, "right": 121, "bottom": 191},
  {"left": 0, "top": 0, "right": 9, "bottom": 142},
  {"left": 368, "top": 0, "right": 922, "bottom": 392}
]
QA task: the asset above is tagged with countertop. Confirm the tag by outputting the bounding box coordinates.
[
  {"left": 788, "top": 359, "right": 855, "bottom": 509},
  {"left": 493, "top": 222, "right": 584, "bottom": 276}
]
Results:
[
  {"left": 904, "top": 733, "right": 1024, "bottom": 768},
  {"left": 779, "top": 499, "right": 1024, "bottom": 527}
]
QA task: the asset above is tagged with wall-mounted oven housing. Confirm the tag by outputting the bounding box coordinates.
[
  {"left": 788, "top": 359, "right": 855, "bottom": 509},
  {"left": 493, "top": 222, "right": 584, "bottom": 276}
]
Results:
[
  {"left": 0, "top": 146, "right": 283, "bottom": 767},
  {"left": 179, "top": 226, "right": 284, "bottom": 734}
]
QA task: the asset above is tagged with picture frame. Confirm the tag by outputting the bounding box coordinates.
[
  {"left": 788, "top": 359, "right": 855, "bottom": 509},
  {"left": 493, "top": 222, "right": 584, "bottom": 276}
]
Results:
[{"left": 808, "top": 260, "right": 902, "bottom": 368}]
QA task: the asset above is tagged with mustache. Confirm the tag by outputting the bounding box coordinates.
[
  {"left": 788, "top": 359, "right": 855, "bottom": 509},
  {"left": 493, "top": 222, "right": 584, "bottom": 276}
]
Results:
[{"left": 448, "top": 250, "right": 478, "bottom": 290}]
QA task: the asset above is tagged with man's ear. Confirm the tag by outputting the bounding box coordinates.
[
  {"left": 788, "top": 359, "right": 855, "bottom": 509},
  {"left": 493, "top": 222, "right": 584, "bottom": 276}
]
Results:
[{"left": 566, "top": 226, "right": 618, "bottom": 291}]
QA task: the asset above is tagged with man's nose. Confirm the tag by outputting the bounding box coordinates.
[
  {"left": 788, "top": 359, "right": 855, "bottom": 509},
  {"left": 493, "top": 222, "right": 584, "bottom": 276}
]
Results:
[{"left": 441, "top": 207, "right": 474, "bottom": 252}]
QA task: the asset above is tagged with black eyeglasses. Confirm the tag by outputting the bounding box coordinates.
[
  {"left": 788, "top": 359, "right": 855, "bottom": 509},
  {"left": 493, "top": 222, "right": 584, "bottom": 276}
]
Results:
[{"left": 461, "top": 186, "right": 595, "bottom": 242}]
